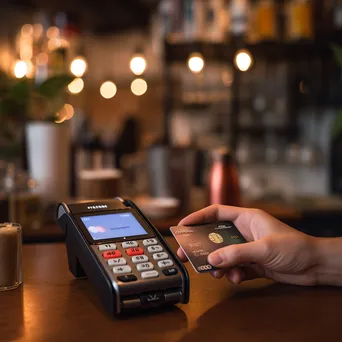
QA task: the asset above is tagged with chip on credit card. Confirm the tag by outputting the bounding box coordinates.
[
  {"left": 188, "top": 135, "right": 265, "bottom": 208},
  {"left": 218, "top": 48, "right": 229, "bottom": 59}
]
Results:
[{"left": 170, "top": 221, "right": 247, "bottom": 273}]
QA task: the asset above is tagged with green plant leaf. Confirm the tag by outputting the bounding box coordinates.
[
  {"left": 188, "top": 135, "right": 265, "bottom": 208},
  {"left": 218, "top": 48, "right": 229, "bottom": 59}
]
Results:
[
  {"left": 36, "top": 75, "right": 74, "bottom": 98},
  {"left": 0, "top": 98, "right": 20, "bottom": 117},
  {"left": 9, "top": 79, "right": 30, "bottom": 104}
]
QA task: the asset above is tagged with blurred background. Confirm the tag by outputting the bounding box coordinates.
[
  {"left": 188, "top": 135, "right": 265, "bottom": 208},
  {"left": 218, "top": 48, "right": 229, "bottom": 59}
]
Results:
[{"left": 1, "top": 0, "right": 342, "bottom": 241}]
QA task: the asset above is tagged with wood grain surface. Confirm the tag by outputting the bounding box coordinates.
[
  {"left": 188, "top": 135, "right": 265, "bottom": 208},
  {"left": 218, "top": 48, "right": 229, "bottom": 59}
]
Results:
[{"left": 1, "top": 238, "right": 342, "bottom": 342}]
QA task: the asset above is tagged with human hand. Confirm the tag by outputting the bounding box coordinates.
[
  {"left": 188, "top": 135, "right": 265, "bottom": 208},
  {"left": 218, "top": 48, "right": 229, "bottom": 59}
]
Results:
[{"left": 177, "top": 205, "right": 318, "bottom": 286}]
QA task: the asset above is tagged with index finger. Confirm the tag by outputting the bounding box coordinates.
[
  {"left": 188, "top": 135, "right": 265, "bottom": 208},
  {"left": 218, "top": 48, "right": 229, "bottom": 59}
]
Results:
[{"left": 178, "top": 204, "right": 245, "bottom": 226}]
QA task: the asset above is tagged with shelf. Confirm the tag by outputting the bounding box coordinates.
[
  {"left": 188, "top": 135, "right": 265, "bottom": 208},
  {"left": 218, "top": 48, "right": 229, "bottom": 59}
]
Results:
[
  {"left": 164, "top": 41, "right": 235, "bottom": 63},
  {"left": 236, "top": 125, "right": 298, "bottom": 137},
  {"left": 164, "top": 38, "right": 342, "bottom": 64}
]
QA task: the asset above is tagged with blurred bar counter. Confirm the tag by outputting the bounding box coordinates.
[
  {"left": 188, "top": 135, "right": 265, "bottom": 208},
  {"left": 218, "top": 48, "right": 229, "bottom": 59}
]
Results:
[{"left": 22, "top": 191, "right": 342, "bottom": 243}]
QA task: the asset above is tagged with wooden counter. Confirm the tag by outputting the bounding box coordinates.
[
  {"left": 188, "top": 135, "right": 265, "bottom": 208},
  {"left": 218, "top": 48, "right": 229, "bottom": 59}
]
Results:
[{"left": 1, "top": 238, "right": 342, "bottom": 341}]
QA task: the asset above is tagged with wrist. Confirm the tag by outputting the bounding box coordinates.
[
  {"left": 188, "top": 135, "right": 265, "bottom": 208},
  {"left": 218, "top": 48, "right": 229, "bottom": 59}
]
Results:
[{"left": 313, "top": 237, "right": 342, "bottom": 286}]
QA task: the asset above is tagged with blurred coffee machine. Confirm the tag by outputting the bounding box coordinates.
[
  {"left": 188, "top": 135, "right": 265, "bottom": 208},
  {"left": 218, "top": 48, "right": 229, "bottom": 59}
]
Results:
[{"left": 147, "top": 143, "right": 195, "bottom": 214}]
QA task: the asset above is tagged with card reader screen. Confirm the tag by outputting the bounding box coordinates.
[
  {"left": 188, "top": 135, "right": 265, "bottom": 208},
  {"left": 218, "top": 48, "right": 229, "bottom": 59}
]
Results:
[{"left": 80, "top": 212, "right": 148, "bottom": 240}]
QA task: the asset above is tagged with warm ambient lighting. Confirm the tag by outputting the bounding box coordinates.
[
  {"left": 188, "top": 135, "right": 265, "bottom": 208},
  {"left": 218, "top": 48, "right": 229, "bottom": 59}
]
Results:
[
  {"left": 21, "top": 24, "right": 33, "bottom": 37},
  {"left": 131, "top": 78, "right": 147, "bottom": 96},
  {"left": 25, "top": 60, "right": 34, "bottom": 78},
  {"left": 187, "top": 52, "right": 205, "bottom": 74},
  {"left": 20, "top": 45, "right": 33, "bottom": 61},
  {"left": 70, "top": 57, "right": 87, "bottom": 77},
  {"left": 100, "top": 81, "right": 117, "bottom": 99},
  {"left": 47, "top": 39, "right": 60, "bottom": 51},
  {"left": 14, "top": 60, "right": 27, "bottom": 78},
  {"left": 64, "top": 104, "right": 75, "bottom": 120},
  {"left": 33, "top": 24, "right": 43, "bottom": 40},
  {"left": 130, "top": 55, "right": 147, "bottom": 75},
  {"left": 235, "top": 49, "right": 253, "bottom": 72},
  {"left": 68, "top": 78, "right": 84, "bottom": 94},
  {"left": 55, "top": 109, "right": 67, "bottom": 123},
  {"left": 55, "top": 104, "right": 75, "bottom": 123},
  {"left": 46, "top": 26, "right": 59, "bottom": 39},
  {"left": 36, "top": 53, "right": 48, "bottom": 65}
]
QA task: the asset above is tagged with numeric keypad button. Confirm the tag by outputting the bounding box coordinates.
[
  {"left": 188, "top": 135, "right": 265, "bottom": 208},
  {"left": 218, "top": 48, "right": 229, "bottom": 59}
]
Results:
[
  {"left": 113, "top": 266, "right": 132, "bottom": 274},
  {"left": 126, "top": 247, "right": 144, "bottom": 256},
  {"left": 147, "top": 245, "right": 163, "bottom": 253},
  {"left": 157, "top": 259, "right": 173, "bottom": 268},
  {"left": 132, "top": 255, "right": 148, "bottom": 263},
  {"left": 136, "top": 262, "right": 154, "bottom": 271},
  {"left": 153, "top": 252, "right": 168, "bottom": 261},
  {"left": 143, "top": 239, "right": 158, "bottom": 246},
  {"left": 122, "top": 241, "right": 138, "bottom": 248},
  {"left": 108, "top": 258, "right": 126, "bottom": 266},
  {"left": 141, "top": 270, "right": 159, "bottom": 279},
  {"left": 98, "top": 244, "right": 116, "bottom": 251},
  {"left": 103, "top": 250, "right": 122, "bottom": 259}
]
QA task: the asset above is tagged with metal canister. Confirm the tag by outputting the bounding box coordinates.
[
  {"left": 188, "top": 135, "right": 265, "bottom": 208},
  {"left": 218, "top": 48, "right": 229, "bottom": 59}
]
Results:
[{"left": 208, "top": 147, "right": 241, "bottom": 206}]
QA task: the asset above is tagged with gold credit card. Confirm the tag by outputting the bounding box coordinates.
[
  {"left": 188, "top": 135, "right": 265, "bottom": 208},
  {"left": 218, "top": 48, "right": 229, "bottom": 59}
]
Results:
[{"left": 170, "top": 221, "right": 246, "bottom": 273}]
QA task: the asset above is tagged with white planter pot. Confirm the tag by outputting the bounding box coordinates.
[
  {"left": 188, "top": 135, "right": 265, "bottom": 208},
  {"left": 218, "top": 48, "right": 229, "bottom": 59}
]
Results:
[{"left": 26, "top": 122, "right": 70, "bottom": 203}]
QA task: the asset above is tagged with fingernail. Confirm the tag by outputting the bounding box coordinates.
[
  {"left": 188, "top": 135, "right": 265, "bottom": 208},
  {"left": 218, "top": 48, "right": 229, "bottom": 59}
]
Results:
[
  {"left": 226, "top": 271, "right": 238, "bottom": 284},
  {"left": 227, "top": 274, "right": 234, "bottom": 283},
  {"left": 208, "top": 253, "right": 223, "bottom": 266}
]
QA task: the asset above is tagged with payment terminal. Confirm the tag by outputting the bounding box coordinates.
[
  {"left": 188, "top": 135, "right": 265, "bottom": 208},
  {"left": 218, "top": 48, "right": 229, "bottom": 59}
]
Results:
[{"left": 56, "top": 198, "right": 189, "bottom": 315}]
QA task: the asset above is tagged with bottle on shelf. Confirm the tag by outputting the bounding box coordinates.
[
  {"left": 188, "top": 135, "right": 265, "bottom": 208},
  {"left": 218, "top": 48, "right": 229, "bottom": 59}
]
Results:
[
  {"left": 159, "top": 0, "right": 173, "bottom": 39},
  {"left": 203, "top": 0, "right": 227, "bottom": 42},
  {"left": 159, "top": 0, "right": 184, "bottom": 42},
  {"left": 207, "top": 147, "right": 241, "bottom": 206},
  {"left": 286, "top": 0, "right": 314, "bottom": 41},
  {"left": 229, "top": 0, "right": 250, "bottom": 40},
  {"left": 183, "top": 0, "right": 206, "bottom": 42},
  {"left": 253, "top": 0, "right": 278, "bottom": 43}
]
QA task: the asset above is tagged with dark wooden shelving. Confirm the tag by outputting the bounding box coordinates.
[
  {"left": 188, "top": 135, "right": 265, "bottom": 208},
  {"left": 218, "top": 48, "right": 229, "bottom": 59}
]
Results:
[
  {"left": 164, "top": 41, "right": 235, "bottom": 63},
  {"left": 163, "top": 32, "right": 342, "bottom": 148},
  {"left": 236, "top": 125, "right": 298, "bottom": 140},
  {"left": 237, "top": 125, "right": 297, "bottom": 134},
  {"left": 164, "top": 37, "right": 342, "bottom": 65}
]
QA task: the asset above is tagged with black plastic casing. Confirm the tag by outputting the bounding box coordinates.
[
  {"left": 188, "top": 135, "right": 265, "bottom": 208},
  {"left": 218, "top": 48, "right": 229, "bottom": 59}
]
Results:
[{"left": 56, "top": 198, "right": 190, "bottom": 315}]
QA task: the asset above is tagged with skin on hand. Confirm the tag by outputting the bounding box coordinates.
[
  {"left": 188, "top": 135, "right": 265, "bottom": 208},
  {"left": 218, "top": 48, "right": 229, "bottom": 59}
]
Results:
[{"left": 177, "top": 205, "right": 319, "bottom": 286}]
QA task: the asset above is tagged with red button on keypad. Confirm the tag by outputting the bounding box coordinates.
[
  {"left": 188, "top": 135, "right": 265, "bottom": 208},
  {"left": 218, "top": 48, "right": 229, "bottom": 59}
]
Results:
[
  {"left": 126, "top": 247, "right": 144, "bottom": 256},
  {"left": 103, "top": 250, "right": 122, "bottom": 259}
]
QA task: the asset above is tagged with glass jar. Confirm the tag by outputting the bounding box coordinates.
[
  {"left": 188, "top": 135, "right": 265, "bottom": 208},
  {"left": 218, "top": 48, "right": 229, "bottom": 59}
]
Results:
[{"left": 0, "top": 223, "right": 22, "bottom": 291}]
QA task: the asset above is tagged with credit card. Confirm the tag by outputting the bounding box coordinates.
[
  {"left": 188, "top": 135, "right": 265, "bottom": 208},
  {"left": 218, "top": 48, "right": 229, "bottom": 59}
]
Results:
[{"left": 170, "top": 221, "right": 246, "bottom": 273}]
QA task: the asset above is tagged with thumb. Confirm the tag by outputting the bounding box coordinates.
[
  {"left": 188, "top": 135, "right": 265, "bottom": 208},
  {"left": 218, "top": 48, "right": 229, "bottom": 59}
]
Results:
[{"left": 208, "top": 240, "right": 269, "bottom": 268}]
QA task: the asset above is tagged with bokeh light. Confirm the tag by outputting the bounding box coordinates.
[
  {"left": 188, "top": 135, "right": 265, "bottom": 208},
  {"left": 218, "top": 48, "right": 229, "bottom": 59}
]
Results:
[
  {"left": 64, "top": 104, "right": 75, "bottom": 120},
  {"left": 33, "top": 24, "right": 43, "bottom": 40},
  {"left": 25, "top": 60, "right": 34, "bottom": 78},
  {"left": 131, "top": 78, "right": 147, "bottom": 96},
  {"left": 235, "top": 50, "right": 253, "bottom": 72},
  {"left": 187, "top": 53, "right": 205, "bottom": 74},
  {"left": 130, "top": 55, "right": 147, "bottom": 75},
  {"left": 68, "top": 78, "right": 84, "bottom": 94},
  {"left": 14, "top": 60, "right": 27, "bottom": 78},
  {"left": 21, "top": 24, "right": 33, "bottom": 37},
  {"left": 36, "top": 53, "right": 48, "bottom": 65},
  {"left": 46, "top": 26, "right": 59, "bottom": 39},
  {"left": 100, "top": 81, "right": 117, "bottom": 99},
  {"left": 55, "top": 109, "right": 67, "bottom": 124},
  {"left": 70, "top": 57, "right": 87, "bottom": 77}
]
